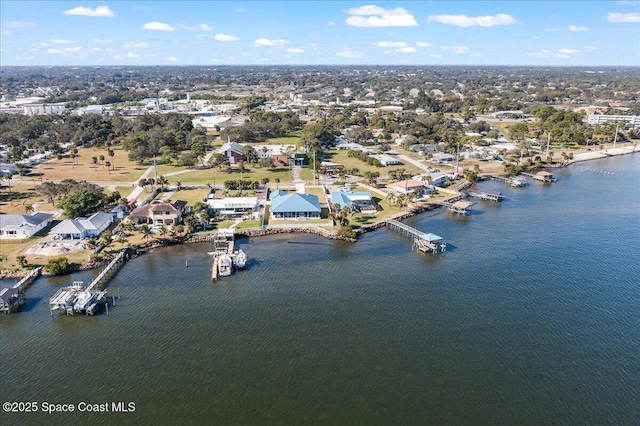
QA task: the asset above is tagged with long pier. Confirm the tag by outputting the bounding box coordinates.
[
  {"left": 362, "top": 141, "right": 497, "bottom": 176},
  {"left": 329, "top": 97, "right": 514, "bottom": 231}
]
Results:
[
  {"left": 467, "top": 190, "right": 504, "bottom": 202},
  {"left": 86, "top": 249, "right": 128, "bottom": 292},
  {"left": 0, "top": 266, "right": 42, "bottom": 314},
  {"left": 385, "top": 220, "right": 446, "bottom": 254},
  {"left": 49, "top": 249, "right": 128, "bottom": 316},
  {"left": 488, "top": 174, "right": 528, "bottom": 187}
]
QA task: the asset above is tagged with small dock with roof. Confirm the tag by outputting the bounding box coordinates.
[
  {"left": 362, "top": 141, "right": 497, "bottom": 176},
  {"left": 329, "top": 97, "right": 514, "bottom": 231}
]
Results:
[
  {"left": 521, "top": 171, "right": 556, "bottom": 183},
  {"left": 385, "top": 219, "right": 446, "bottom": 254},
  {"left": 0, "top": 266, "right": 42, "bottom": 314},
  {"left": 435, "top": 200, "right": 473, "bottom": 215}
]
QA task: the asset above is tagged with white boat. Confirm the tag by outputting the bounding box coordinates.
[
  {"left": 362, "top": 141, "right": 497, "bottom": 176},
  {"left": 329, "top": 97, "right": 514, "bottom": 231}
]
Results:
[
  {"left": 218, "top": 255, "right": 232, "bottom": 277},
  {"left": 234, "top": 250, "right": 247, "bottom": 270}
]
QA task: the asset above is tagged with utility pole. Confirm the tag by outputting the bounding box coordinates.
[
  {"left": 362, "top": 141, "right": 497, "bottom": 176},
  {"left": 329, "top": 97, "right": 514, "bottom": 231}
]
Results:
[{"left": 545, "top": 133, "right": 551, "bottom": 159}]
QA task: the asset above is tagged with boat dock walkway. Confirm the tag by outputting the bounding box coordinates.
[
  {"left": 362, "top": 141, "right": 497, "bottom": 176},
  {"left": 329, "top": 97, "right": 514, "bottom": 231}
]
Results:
[
  {"left": 0, "top": 266, "right": 43, "bottom": 314},
  {"left": 488, "top": 174, "right": 528, "bottom": 187},
  {"left": 467, "top": 190, "right": 504, "bottom": 202},
  {"left": 385, "top": 220, "right": 446, "bottom": 254},
  {"left": 49, "top": 249, "right": 128, "bottom": 316}
]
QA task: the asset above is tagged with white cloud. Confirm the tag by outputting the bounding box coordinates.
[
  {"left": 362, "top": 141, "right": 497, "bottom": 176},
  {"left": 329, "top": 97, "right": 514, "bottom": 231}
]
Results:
[
  {"left": 177, "top": 23, "right": 213, "bottom": 31},
  {"left": 169, "top": 56, "right": 179, "bottom": 62},
  {"left": 398, "top": 47, "right": 417, "bottom": 53},
  {"left": 336, "top": 49, "right": 362, "bottom": 58},
  {"left": 584, "top": 45, "right": 598, "bottom": 50},
  {"left": 47, "top": 46, "right": 83, "bottom": 56},
  {"left": 440, "top": 46, "right": 450, "bottom": 50},
  {"left": 9, "top": 21, "right": 37, "bottom": 28},
  {"left": 427, "top": 13, "right": 517, "bottom": 27},
  {"left": 254, "top": 38, "right": 286, "bottom": 47},
  {"left": 63, "top": 6, "right": 114, "bottom": 17},
  {"left": 1, "top": 30, "right": 11, "bottom": 35},
  {"left": 453, "top": 45, "right": 469, "bottom": 54},
  {"left": 50, "top": 39, "right": 74, "bottom": 44},
  {"left": 113, "top": 55, "right": 122, "bottom": 60},
  {"left": 309, "top": 42, "right": 318, "bottom": 48},
  {"left": 416, "top": 42, "right": 432, "bottom": 47},
  {"left": 607, "top": 12, "right": 640, "bottom": 22},
  {"left": 142, "top": 22, "right": 174, "bottom": 31},
  {"left": 214, "top": 33, "right": 240, "bottom": 42},
  {"left": 327, "top": 21, "right": 336, "bottom": 26},
  {"left": 92, "top": 38, "right": 113, "bottom": 44},
  {"left": 286, "top": 48, "right": 305, "bottom": 54},
  {"left": 124, "top": 42, "right": 150, "bottom": 50},
  {"left": 431, "top": 54, "right": 442, "bottom": 58},
  {"left": 530, "top": 48, "right": 580, "bottom": 58},
  {"left": 91, "top": 47, "right": 101, "bottom": 52},
  {"left": 544, "top": 27, "right": 563, "bottom": 32},
  {"left": 126, "top": 52, "right": 141, "bottom": 58},
  {"left": 568, "top": 25, "right": 589, "bottom": 31},
  {"left": 374, "top": 41, "right": 408, "bottom": 48},
  {"left": 346, "top": 5, "right": 418, "bottom": 27}
]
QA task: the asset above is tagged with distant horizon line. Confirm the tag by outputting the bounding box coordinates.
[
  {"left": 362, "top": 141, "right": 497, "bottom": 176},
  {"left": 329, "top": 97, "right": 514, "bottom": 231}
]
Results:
[{"left": 2, "top": 64, "right": 639, "bottom": 69}]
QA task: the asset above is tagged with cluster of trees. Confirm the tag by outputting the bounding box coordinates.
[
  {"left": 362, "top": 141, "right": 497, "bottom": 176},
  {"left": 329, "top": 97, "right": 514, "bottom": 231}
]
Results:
[
  {"left": 221, "top": 110, "right": 304, "bottom": 143},
  {"left": 347, "top": 149, "right": 380, "bottom": 167},
  {"left": 223, "top": 179, "right": 261, "bottom": 190},
  {"left": 40, "top": 179, "right": 122, "bottom": 217}
]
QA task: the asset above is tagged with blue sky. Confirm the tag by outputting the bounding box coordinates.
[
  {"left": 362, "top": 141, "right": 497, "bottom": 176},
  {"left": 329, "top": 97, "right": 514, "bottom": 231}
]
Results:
[{"left": 1, "top": 1, "right": 639, "bottom": 66}]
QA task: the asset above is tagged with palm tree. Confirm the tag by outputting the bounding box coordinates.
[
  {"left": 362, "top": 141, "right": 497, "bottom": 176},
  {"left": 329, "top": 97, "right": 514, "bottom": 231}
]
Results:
[
  {"left": 117, "top": 236, "right": 127, "bottom": 249},
  {"left": 175, "top": 180, "right": 182, "bottom": 191},
  {"left": 275, "top": 177, "right": 280, "bottom": 189},
  {"left": 108, "top": 149, "right": 115, "bottom": 170},
  {"left": 395, "top": 193, "right": 408, "bottom": 211},
  {"left": 24, "top": 203, "right": 34, "bottom": 214},
  {"left": 158, "top": 224, "right": 168, "bottom": 239},
  {"left": 140, "top": 224, "right": 152, "bottom": 241}
]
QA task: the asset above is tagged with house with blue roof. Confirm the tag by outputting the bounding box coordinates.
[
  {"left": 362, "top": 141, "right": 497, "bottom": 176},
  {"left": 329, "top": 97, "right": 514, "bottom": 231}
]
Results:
[
  {"left": 270, "top": 193, "right": 321, "bottom": 220},
  {"left": 329, "top": 191, "right": 377, "bottom": 214}
]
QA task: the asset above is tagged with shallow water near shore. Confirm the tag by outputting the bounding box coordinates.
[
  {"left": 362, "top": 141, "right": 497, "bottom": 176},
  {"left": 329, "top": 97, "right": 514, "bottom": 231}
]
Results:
[{"left": 1, "top": 154, "right": 639, "bottom": 425}]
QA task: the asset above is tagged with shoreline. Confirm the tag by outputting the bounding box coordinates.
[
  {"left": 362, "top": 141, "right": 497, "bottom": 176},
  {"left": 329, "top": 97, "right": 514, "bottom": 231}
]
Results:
[{"left": 1, "top": 147, "right": 637, "bottom": 280}]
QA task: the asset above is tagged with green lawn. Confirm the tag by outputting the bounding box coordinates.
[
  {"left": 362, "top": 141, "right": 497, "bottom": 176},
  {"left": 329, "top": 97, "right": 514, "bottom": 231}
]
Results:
[{"left": 323, "top": 149, "right": 422, "bottom": 176}]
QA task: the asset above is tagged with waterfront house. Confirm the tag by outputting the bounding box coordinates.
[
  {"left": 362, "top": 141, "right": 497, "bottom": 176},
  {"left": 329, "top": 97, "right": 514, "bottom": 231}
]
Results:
[
  {"left": 388, "top": 179, "right": 429, "bottom": 196},
  {"left": 49, "top": 212, "right": 113, "bottom": 240},
  {"left": 0, "top": 213, "right": 54, "bottom": 239},
  {"left": 330, "top": 191, "right": 377, "bottom": 214},
  {"left": 206, "top": 196, "right": 259, "bottom": 219},
  {"left": 127, "top": 200, "right": 187, "bottom": 226},
  {"left": 270, "top": 193, "right": 321, "bottom": 220}
]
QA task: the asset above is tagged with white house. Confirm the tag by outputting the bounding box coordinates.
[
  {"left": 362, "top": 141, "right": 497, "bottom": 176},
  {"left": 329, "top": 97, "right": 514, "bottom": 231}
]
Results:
[
  {"left": 371, "top": 154, "right": 401, "bottom": 167},
  {"left": 49, "top": 212, "right": 113, "bottom": 240},
  {"left": 206, "top": 196, "right": 260, "bottom": 219},
  {"left": 0, "top": 213, "right": 54, "bottom": 239}
]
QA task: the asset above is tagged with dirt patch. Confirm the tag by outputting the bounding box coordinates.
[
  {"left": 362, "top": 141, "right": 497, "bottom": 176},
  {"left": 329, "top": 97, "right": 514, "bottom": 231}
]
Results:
[{"left": 26, "top": 240, "right": 88, "bottom": 256}]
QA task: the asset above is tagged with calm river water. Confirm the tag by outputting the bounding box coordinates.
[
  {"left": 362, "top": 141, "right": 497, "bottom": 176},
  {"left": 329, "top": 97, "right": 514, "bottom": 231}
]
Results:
[{"left": 1, "top": 154, "right": 639, "bottom": 425}]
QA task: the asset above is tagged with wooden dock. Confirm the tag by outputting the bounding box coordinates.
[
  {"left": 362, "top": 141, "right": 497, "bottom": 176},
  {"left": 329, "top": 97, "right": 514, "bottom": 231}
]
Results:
[
  {"left": 488, "top": 174, "right": 528, "bottom": 187},
  {"left": 435, "top": 200, "right": 473, "bottom": 215},
  {"left": 467, "top": 190, "right": 504, "bottom": 202},
  {"left": 49, "top": 249, "right": 128, "bottom": 316},
  {"left": 385, "top": 219, "right": 446, "bottom": 254},
  {"left": 0, "top": 266, "right": 42, "bottom": 314}
]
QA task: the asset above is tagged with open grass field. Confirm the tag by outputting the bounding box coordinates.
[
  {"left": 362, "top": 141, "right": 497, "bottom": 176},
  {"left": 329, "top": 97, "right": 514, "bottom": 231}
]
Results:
[
  {"left": 30, "top": 147, "right": 148, "bottom": 183},
  {"left": 172, "top": 187, "right": 210, "bottom": 205},
  {"left": 0, "top": 184, "right": 58, "bottom": 215},
  {"left": 323, "top": 149, "right": 422, "bottom": 176}
]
